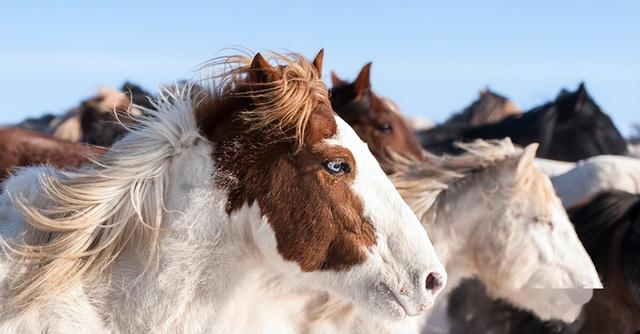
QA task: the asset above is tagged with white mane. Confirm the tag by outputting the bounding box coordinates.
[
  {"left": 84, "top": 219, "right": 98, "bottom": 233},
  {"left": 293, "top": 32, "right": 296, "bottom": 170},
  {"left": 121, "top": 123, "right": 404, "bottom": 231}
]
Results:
[
  {"left": 1, "top": 85, "right": 204, "bottom": 312},
  {"left": 390, "top": 139, "right": 523, "bottom": 219}
]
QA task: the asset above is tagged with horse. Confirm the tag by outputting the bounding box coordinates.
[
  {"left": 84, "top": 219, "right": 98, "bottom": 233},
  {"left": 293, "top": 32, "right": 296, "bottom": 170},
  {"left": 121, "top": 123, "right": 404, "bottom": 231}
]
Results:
[
  {"left": 549, "top": 155, "right": 640, "bottom": 208},
  {"left": 570, "top": 191, "right": 640, "bottom": 334},
  {"left": 0, "top": 51, "right": 446, "bottom": 333},
  {"left": 417, "top": 83, "right": 629, "bottom": 162},
  {"left": 15, "top": 82, "right": 153, "bottom": 147},
  {"left": 446, "top": 191, "right": 640, "bottom": 334},
  {"left": 329, "top": 63, "right": 424, "bottom": 174},
  {"left": 534, "top": 158, "right": 576, "bottom": 177},
  {"left": 443, "top": 89, "right": 521, "bottom": 127},
  {"left": 294, "top": 139, "right": 601, "bottom": 334},
  {"left": 0, "top": 128, "right": 107, "bottom": 183}
]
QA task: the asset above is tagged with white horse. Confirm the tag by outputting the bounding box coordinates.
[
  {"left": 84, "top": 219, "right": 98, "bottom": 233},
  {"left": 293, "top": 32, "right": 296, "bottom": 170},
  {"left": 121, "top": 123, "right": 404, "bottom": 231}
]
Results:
[
  {"left": 534, "top": 157, "right": 575, "bottom": 177},
  {"left": 548, "top": 155, "right": 640, "bottom": 208},
  {"left": 297, "top": 139, "right": 602, "bottom": 333},
  {"left": 0, "top": 51, "right": 446, "bottom": 333}
]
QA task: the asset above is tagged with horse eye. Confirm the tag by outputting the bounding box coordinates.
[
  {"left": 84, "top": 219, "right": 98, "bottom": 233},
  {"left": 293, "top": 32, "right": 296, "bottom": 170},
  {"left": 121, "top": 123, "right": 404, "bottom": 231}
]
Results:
[
  {"left": 376, "top": 123, "right": 393, "bottom": 134},
  {"left": 323, "top": 159, "right": 351, "bottom": 175}
]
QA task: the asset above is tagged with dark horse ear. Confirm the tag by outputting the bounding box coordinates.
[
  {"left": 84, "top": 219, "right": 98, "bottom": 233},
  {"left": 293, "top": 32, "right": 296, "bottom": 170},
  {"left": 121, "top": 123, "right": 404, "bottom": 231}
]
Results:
[
  {"left": 574, "top": 82, "right": 589, "bottom": 110},
  {"left": 331, "top": 71, "right": 346, "bottom": 87},
  {"left": 353, "top": 62, "right": 372, "bottom": 94},
  {"left": 249, "top": 53, "right": 281, "bottom": 83},
  {"left": 312, "top": 49, "right": 324, "bottom": 77}
]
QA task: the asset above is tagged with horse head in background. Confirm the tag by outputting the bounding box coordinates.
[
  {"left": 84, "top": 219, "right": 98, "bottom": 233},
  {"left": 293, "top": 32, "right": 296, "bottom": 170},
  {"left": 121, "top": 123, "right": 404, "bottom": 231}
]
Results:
[
  {"left": 445, "top": 190, "right": 640, "bottom": 334},
  {"left": 391, "top": 139, "right": 601, "bottom": 325},
  {"left": 330, "top": 63, "right": 424, "bottom": 173},
  {"left": 0, "top": 128, "right": 107, "bottom": 183},
  {"left": 444, "top": 89, "right": 521, "bottom": 126},
  {"left": 0, "top": 50, "right": 445, "bottom": 332},
  {"left": 418, "top": 83, "right": 629, "bottom": 162}
]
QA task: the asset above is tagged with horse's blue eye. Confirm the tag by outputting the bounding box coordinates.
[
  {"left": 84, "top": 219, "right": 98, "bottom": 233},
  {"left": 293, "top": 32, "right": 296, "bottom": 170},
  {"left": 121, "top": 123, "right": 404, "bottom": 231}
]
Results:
[{"left": 323, "top": 159, "right": 351, "bottom": 175}]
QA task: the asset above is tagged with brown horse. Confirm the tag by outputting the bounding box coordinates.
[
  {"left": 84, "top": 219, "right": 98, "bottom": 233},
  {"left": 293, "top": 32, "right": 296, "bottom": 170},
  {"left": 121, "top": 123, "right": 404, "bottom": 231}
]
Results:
[
  {"left": 330, "top": 63, "right": 424, "bottom": 173},
  {"left": 0, "top": 128, "right": 107, "bottom": 183},
  {"left": 444, "top": 89, "right": 521, "bottom": 127}
]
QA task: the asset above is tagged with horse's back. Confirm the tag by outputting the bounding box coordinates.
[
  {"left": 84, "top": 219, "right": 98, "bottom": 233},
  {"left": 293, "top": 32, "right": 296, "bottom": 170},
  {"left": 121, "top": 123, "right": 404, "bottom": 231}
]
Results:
[{"left": 552, "top": 155, "right": 640, "bottom": 207}]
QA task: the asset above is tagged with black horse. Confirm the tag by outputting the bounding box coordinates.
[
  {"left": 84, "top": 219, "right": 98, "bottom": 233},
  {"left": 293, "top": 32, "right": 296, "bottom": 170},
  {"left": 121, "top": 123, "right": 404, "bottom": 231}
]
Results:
[
  {"left": 418, "top": 83, "right": 628, "bottom": 162},
  {"left": 446, "top": 191, "right": 640, "bottom": 334}
]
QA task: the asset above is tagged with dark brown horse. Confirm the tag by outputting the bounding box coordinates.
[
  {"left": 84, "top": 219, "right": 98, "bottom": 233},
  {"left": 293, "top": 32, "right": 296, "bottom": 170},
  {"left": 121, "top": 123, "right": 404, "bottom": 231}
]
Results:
[
  {"left": 419, "top": 83, "right": 629, "bottom": 162},
  {"left": 444, "top": 89, "right": 521, "bottom": 126},
  {"left": 329, "top": 63, "right": 424, "bottom": 174},
  {"left": 570, "top": 191, "right": 640, "bottom": 334},
  {"left": 0, "top": 128, "right": 107, "bottom": 183}
]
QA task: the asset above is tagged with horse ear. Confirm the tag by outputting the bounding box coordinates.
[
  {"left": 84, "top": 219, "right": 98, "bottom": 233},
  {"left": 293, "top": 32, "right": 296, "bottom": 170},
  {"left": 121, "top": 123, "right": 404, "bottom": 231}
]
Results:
[
  {"left": 575, "top": 82, "right": 588, "bottom": 110},
  {"left": 331, "top": 71, "right": 346, "bottom": 87},
  {"left": 516, "top": 143, "right": 539, "bottom": 176},
  {"left": 312, "top": 49, "right": 324, "bottom": 77},
  {"left": 249, "top": 53, "right": 281, "bottom": 83},
  {"left": 354, "top": 62, "right": 372, "bottom": 94}
]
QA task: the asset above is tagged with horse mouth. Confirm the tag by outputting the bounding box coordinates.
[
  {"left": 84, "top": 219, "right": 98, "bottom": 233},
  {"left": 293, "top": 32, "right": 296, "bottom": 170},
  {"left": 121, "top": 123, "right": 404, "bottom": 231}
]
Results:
[{"left": 376, "top": 282, "right": 409, "bottom": 320}]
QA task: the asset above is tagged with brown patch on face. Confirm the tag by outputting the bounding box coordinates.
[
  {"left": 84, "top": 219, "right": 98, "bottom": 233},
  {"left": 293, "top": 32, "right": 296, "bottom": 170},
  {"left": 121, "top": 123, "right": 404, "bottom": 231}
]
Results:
[
  {"left": 0, "top": 128, "right": 108, "bottom": 183},
  {"left": 330, "top": 64, "right": 423, "bottom": 174},
  {"left": 196, "top": 53, "right": 376, "bottom": 272}
]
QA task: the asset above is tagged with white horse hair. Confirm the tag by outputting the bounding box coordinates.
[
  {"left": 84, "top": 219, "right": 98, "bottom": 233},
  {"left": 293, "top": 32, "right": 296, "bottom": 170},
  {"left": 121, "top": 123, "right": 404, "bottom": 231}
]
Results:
[
  {"left": 0, "top": 52, "right": 446, "bottom": 333},
  {"left": 549, "top": 155, "right": 640, "bottom": 208},
  {"left": 294, "top": 139, "right": 602, "bottom": 334}
]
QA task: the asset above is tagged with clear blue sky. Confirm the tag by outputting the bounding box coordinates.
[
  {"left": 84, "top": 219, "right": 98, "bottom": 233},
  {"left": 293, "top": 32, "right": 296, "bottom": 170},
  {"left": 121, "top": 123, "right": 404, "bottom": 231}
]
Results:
[{"left": 1, "top": 1, "right": 638, "bottom": 135}]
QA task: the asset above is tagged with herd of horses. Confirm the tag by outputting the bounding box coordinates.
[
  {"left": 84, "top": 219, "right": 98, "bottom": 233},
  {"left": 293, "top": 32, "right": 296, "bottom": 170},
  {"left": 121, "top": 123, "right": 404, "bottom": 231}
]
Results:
[{"left": 0, "top": 50, "right": 638, "bottom": 334}]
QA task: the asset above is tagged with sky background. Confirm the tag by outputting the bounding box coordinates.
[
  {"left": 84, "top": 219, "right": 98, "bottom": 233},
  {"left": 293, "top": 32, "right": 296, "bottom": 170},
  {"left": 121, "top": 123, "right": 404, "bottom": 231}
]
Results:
[{"left": 1, "top": 1, "right": 638, "bottom": 135}]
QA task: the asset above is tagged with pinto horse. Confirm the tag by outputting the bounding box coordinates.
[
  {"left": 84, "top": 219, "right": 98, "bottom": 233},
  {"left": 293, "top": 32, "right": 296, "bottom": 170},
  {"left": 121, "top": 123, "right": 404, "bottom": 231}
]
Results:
[
  {"left": 418, "top": 83, "right": 629, "bottom": 162},
  {"left": 293, "top": 139, "right": 601, "bottom": 334},
  {"left": 330, "top": 63, "right": 424, "bottom": 174},
  {"left": 0, "top": 128, "right": 107, "bottom": 183},
  {"left": 0, "top": 51, "right": 445, "bottom": 333},
  {"left": 444, "top": 89, "right": 521, "bottom": 127}
]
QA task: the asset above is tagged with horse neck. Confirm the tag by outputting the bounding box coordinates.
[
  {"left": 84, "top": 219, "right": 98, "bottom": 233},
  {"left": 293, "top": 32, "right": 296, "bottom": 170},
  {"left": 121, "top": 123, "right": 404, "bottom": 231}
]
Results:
[
  {"left": 424, "top": 178, "right": 496, "bottom": 296},
  {"left": 103, "top": 144, "right": 276, "bottom": 332}
]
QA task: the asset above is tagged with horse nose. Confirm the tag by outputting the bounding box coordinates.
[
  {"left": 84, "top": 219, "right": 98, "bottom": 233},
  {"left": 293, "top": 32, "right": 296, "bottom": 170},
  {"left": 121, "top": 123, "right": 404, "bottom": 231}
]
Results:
[{"left": 425, "top": 271, "right": 445, "bottom": 293}]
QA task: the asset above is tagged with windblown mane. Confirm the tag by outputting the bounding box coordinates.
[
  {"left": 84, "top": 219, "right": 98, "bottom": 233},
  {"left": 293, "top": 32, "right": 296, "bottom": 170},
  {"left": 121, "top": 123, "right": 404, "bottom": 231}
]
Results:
[
  {"left": 196, "top": 51, "right": 328, "bottom": 150},
  {"left": 2, "top": 51, "right": 327, "bottom": 311},
  {"left": 3, "top": 87, "right": 201, "bottom": 310},
  {"left": 389, "top": 139, "right": 523, "bottom": 219},
  {"left": 569, "top": 190, "right": 640, "bottom": 302}
]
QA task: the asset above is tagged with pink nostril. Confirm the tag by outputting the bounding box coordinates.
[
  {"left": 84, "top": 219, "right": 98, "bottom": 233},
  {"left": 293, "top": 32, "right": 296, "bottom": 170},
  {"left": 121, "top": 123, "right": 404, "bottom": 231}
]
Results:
[{"left": 425, "top": 272, "right": 442, "bottom": 292}]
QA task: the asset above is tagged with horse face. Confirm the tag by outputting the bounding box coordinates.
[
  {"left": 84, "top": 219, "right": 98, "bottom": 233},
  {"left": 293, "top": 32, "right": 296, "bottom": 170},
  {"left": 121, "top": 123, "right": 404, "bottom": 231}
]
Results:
[
  {"left": 207, "top": 52, "right": 446, "bottom": 321},
  {"left": 472, "top": 145, "right": 601, "bottom": 321},
  {"left": 330, "top": 64, "right": 423, "bottom": 174},
  {"left": 249, "top": 113, "right": 446, "bottom": 321}
]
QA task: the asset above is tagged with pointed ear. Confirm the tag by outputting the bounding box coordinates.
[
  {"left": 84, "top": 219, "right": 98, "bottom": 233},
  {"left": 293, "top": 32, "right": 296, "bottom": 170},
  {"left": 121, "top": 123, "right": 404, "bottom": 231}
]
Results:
[
  {"left": 331, "top": 71, "right": 346, "bottom": 87},
  {"left": 354, "top": 62, "right": 372, "bottom": 94},
  {"left": 312, "top": 49, "right": 324, "bottom": 77},
  {"left": 248, "top": 53, "right": 281, "bottom": 83},
  {"left": 575, "top": 82, "right": 588, "bottom": 110},
  {"left": 516, "top": 143, "right": 539, "bottom": 176}
]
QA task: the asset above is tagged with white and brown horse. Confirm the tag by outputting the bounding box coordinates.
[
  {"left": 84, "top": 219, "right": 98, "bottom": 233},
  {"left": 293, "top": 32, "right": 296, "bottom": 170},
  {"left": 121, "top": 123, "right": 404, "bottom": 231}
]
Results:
[
  {"left": 294, "top": 139, "right": 602, "bottom": 334},
  {"left": 0, "top": 51, "right": 445, "bottom": 333}
]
